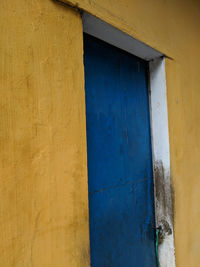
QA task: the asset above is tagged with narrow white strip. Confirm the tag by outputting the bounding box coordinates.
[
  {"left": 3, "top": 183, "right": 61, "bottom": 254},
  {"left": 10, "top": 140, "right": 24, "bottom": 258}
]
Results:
[{"left": 149, "top": 58, "right": 176, "bottom": 267}]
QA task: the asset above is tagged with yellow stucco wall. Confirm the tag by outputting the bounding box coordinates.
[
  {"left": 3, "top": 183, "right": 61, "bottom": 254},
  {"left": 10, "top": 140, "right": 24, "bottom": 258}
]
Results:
[
  {"left": 1, "top": 0, "right": 200, "bottom": 266},
  {"left": 0, "top": 1, "right": 90, "bottom": 266}
]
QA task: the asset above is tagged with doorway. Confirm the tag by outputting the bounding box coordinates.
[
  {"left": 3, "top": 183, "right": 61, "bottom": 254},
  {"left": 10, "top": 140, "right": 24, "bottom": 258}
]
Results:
[{"left": 84, "top": 33, "right": 157, "bottom": 267}]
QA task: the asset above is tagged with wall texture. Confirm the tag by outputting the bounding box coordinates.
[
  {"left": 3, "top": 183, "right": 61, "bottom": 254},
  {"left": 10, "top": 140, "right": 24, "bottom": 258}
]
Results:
[
  {"left": 1, "top": 0, "right": 200, "bottom": 266},
  {"left": 0, "top": 1, "right": 90, "bottom": 266}
]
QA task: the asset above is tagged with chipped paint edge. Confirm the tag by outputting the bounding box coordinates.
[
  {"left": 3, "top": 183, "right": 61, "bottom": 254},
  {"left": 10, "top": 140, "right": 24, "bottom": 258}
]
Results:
[
  {"left": 149, "top": 58, "right": 176, "bottom": 267},
  {"left": 81, "top": 11, "right": 175, "bottom": 267}
]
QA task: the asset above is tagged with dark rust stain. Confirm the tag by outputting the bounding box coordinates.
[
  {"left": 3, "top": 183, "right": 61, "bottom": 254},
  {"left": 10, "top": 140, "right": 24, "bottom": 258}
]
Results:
[
  {"left": 154, "top": 160, "right": 174, "bottom": 244},
  {"left": 157, "top": 219, "right": 172, "bottom": 244}
]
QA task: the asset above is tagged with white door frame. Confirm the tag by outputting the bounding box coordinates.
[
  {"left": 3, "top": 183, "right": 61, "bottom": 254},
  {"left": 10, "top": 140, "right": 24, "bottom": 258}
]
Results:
[{"left": 82, "top": 12, "right": 176, "bottom": 267}]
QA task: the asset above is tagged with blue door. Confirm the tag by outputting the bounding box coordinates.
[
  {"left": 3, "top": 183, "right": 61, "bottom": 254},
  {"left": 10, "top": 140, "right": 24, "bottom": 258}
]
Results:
[{"left": 84, "top": 33, "right": 157, "bottom": 267}]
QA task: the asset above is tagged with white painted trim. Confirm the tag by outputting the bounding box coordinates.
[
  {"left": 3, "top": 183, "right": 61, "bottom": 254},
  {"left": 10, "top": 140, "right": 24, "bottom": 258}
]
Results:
[
  {"left": 149, "top": 58, "right": 176, "bottom": 267},
  {"left": 82, "top": 13, "right": 162, "bottom": 61},
  {"left": 82, "top": 13, "right": 175, "bottom": 267}
]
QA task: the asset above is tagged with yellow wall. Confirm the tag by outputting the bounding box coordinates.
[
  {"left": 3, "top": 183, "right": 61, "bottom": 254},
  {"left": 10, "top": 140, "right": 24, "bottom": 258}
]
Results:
[
  {"left": 0, "top": 1, "right": 89, "bottom": 266},
  {"left": 1, "top": 0, "right": 200, "bottom": 266}
]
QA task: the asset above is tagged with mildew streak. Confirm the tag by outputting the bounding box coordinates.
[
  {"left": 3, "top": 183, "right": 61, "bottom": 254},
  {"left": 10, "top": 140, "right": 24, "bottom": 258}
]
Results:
[{"left": 153, "top": 160, "right": 174, "bottom": 243}]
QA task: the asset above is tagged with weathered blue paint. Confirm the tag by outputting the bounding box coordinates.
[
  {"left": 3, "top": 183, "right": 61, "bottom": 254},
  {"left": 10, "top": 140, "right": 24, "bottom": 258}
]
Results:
[{"left": 84, "top": 33, "right": 157, "bottom": 267}]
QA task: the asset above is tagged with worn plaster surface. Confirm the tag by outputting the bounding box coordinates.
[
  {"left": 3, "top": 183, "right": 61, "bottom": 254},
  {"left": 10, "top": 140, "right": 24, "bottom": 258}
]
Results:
[
  {"left": 1, "top": 0, "right": 200, "bottom": 266},
  {"left": 0, "top": 1, "right": 90, "bottom": 266}
]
